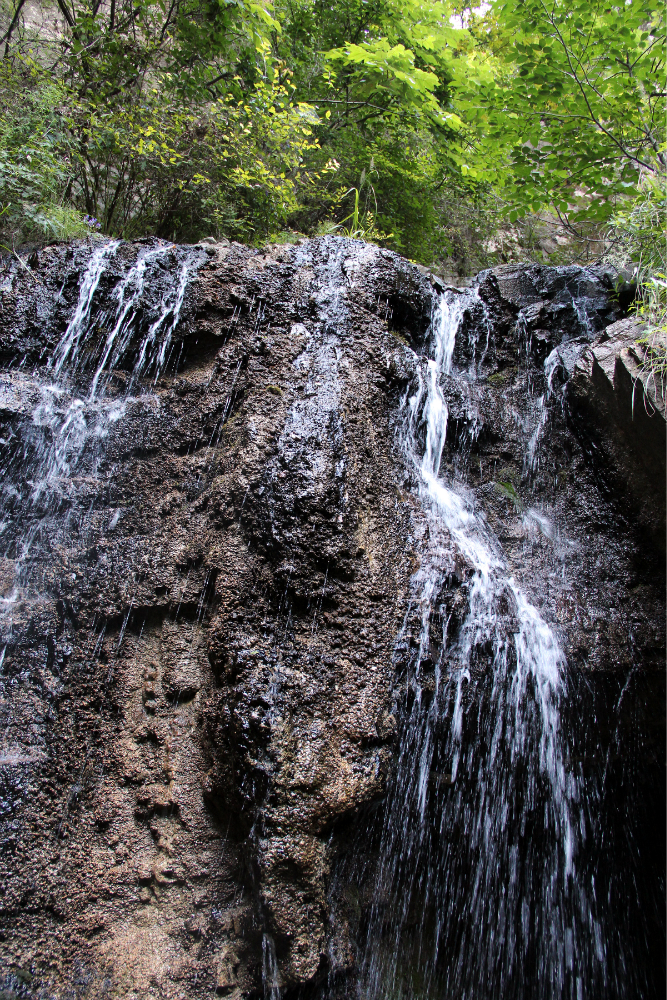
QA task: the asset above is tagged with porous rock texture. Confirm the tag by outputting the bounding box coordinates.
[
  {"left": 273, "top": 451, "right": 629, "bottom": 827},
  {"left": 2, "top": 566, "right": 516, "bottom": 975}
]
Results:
[
  {"left": 0, "top": 240, "right": 664, "bottom": 1000},
  {"left": 441, "top": 264, "right": 666, "bottom": 678},
  {"left": 0, "top": 237, "right": 434, "bottom": 999}
]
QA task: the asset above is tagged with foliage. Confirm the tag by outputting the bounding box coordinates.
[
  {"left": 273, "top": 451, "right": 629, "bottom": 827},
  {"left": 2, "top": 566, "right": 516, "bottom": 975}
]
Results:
[
  {"left": 266, "top": 229, "right": 307, "bottom": 244},
  {"left": 0, "top": 1, "right": 324, "bottom": 243},
  {"left": 271, "top": 0, "right": 479, "bottom": 259},
  {"left": 634, "top": 262, "right": 667, "bottom": 407},
  {"left": 605, "top": 168, "right": 666, "bottom": 401},
  {"left": 32, "top": 0, "right": 280, "bottom": 100},
  {"left": 606, "top": 174, "right": 665, "bottom": 277},
  {"left": 464, "top": 0, "right": 665, "bottom": 226},
  {"left": 494, "top": 480, "right": 523, "bottom": 513},
  {"left": 318, "top": 185, "right": 394, "bottom": 242},
  {"left": 0, "top": 0, "right": 664, "bottom": 277},
  {"left": 635, "top": 317, "right": 667, "bottom": 407},
  {"left": 0, "top": 62, "right": 89, "bottom": 245},
  {"left": 72, "top": 81, "right": 321, "bottom": 240}
]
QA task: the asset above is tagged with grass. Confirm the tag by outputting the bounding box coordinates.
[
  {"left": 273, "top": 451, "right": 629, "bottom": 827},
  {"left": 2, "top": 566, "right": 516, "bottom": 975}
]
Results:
[
  {"left": 266, "top": 230, "right": 307, "bottom": 245},
  {"left": 634, "top": 273, "right": 667, "bottom": 407},
  {"left": 314, "top": 187, "right": 393, "bottom": 245},
  {"left": 494, "top": 480, "right": 523, "bottom": 513},
  {"left": 390, "top": 329, "right": 410, "bottom": 346}
]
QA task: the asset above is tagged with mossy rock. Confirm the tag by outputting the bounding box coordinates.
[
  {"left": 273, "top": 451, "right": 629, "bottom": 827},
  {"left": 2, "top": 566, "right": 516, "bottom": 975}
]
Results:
[
  {"left": 389, "top": 328, "right": 410, "bottom": 346},
  {"left": 487, "top": 367, "right": 517, "bottom": 386},
  {"left": 496, "top": 465, "right": 519, "bottom": 485}
]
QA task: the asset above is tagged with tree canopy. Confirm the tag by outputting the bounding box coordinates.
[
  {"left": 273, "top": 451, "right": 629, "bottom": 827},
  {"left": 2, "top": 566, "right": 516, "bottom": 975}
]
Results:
[{"left": 0, "top": 0, "right": 664, "bottom": 274}]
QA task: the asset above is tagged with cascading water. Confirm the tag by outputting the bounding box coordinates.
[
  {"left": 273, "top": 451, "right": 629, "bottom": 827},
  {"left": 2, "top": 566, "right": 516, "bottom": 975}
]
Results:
[
  {"left": 263, "top": 932, "right": 282, "bottom": 1000},
  {"left": 360, "top": 289, "right": 626, "bottom": 1000},
  {"left": 0, "top": 239, "right": 204, "bottom": 661},
  {"left": 0, "top": 238, "right": 662, "bottom": 998}
]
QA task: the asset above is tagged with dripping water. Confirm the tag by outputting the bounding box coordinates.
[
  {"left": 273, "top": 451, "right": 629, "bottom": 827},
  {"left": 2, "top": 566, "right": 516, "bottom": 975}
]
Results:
[
  {"left": 262, "top": 932, "right": 282, "bottom": 1000},
  {"left": 0, "top": 240, "right": 207, "bottom": 876},
  {"left": 0, "top": 241, "right": 205, "bottom": 684}
]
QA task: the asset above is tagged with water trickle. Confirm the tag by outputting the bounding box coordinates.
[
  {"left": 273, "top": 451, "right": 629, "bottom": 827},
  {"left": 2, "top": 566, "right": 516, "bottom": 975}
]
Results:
[
  {"left": 50, "top": 239, "right": 121, "bottom": 376},
  {"left": 0, "top": 241, "right": 204, "bottom": 633},
  {"left": 363, "top": 289, "right": 608, "bottom": 1000},
  {"left": 262, "top": 932, "right": 282, "bottom": 1000}
]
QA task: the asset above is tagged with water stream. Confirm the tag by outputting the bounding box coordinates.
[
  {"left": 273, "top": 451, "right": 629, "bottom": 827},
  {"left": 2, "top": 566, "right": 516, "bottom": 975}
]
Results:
[
  {"left": 360, "top": 289, "right": 613, "bottom": 1000},
  {"left": 0, "top": 241, "right": 205, "bottom": 785}
]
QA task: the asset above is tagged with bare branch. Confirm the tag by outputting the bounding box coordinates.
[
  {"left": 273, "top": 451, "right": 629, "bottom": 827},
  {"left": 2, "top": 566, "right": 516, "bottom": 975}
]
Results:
[{"left": 56, "top": 0, "right": 75, "bottom": 30}]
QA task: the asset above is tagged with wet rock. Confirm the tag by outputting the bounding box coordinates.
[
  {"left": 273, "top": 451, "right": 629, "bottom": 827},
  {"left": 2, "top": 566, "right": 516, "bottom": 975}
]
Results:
[
  {"left": 216, "top": 942, "right": 241, "bottom": 992},
  {"left": 161, "top": 621, "right": 205, "bottom": 701},
  {"left": 0, "top": 237, "right": 426, "bottom": 997},
  {"left": 568, "top": 316, "right": 666, "bottom": 552},
  {"left": 480, "top": 261, "right": 620, "bottom": 339},
  {"left": 0, "top": 237, "right": 662, "bottom": 1000}
]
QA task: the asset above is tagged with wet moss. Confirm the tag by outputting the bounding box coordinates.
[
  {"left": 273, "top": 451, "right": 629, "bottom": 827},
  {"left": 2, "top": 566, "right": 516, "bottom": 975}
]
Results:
[{"left": 487, "top": 367, "right": 517, "bottom": 386}]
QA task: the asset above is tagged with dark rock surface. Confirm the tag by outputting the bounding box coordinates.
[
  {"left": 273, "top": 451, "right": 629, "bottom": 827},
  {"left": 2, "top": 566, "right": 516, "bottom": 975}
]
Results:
[
  {"left": 568, "top": 316, "right": 666, "bottom": 553},
  {"left": 436, "top": 265, "right": 665, "bottom": 679},
  {"left": 0, "top": 239, "right": 663, "bottom": 999}
]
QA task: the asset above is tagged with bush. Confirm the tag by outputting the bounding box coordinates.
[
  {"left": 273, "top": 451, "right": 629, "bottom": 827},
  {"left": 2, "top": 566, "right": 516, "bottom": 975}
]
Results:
[
  {"left": 606, "top": 175, "right": 667, "bottom": 401},
  {"left": 0, "top": 63, "right": 89, "bottom": 248}
]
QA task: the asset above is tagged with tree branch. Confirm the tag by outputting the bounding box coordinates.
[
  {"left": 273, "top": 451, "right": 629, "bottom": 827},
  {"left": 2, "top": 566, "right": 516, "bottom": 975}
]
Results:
[
  {"left": 537, "top": 0, "right": 663, "bottom": 172},
  {"left": 56, "top": 0, "right": 75, "bottom": 29},
  {"left": 1, "top": 0, "right": 27, "bottom": 53}
]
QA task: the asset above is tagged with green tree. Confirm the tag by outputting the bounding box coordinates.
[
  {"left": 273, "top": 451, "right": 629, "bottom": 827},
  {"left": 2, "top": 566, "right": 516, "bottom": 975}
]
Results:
[
  {"left": 273, "top": 0, "right": 490, "bottom": 261},
  {"left": 2, "top": 0, "right": 662, "bottom": 276},
  {"left": 0, "top": 0, "right": 323, "bottom": 242},
  {"left": 465, "top": 0, "right": 665, "bottom": 224}
]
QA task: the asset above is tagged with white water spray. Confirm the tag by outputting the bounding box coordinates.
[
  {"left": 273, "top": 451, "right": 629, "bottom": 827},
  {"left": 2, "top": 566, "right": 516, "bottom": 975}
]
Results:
[{"left": 364, "top": 288, "right": 601, "bottom": 1000}]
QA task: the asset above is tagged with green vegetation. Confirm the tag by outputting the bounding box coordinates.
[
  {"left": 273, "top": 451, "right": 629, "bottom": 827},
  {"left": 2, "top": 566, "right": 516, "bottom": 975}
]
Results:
[
  {"left": 470, "top": 1, "right": 664, "bottom": 223},
  {"left": 0, "top": 0, "right": 664, "bottom": 296},
  {"left": 487, "top": 368, "right": 516, "bottom": 386},
  {"left": 494, "top": 480, "right": 523, "bottom": 513},
  {"left": 606, "top": 173, "right": 666, "bottom": 396},
  {"left": 0, "top": 69, "right": 89, "bottom": 244}
]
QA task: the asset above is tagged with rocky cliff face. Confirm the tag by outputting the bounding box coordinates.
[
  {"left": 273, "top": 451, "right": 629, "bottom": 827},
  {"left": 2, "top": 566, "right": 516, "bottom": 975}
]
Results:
[
  {"left": 568, "top": 315, "right": 665, "bottom": 553},
  {"left": 0, "top": 239, "right": 663, "bottom": 1000}
]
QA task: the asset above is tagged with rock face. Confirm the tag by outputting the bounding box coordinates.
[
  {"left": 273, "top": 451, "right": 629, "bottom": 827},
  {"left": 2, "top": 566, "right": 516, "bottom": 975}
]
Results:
[
  {"left": 442, "top": 264, "right": 665, "bottom": 677},
  {"left": 0, "top": 240, "right": 663, "bottom": 1000},
  {"left": 568, "top": 316, "right": 666, "bottom": 553}
]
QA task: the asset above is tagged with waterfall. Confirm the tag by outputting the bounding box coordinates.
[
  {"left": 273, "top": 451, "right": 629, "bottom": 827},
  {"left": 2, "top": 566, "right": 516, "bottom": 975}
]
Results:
[
  {"left": 0, "top": 241, "right": 204, "bottom": 643},
  {"left": 262, "top": 932, "right": 282, "bottom": 1000},
  {"left": 361, "top": 289, "right": 609, "bottom": 1000},
  {"left": 0, "top": 239, "right": 661, "bottom": 999}
]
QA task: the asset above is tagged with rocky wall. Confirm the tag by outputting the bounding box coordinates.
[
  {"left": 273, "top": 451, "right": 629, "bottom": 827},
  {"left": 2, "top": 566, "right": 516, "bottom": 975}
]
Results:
[{"left": 0, "top": 239, "right": 663, "bottom": 1000}]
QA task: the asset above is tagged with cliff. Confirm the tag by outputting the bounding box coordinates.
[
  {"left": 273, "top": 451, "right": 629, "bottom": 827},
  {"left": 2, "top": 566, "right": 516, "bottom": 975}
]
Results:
[{"left": 0, "top": 239, "right": 663, "bottom": 1000}]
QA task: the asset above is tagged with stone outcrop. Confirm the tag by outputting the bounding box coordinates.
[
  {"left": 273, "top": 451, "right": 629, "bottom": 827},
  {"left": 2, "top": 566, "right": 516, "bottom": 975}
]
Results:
[
  {"left": 568, "top": 316, "right": 666, "bottom": 552},
  {"left": 0, "top": 240, "right": 663, "bottom": 1000}
]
